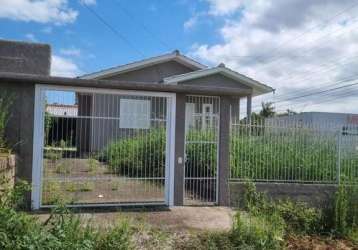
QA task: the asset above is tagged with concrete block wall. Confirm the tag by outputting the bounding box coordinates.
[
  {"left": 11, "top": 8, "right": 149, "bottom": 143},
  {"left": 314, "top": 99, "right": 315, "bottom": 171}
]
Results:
[
  {"left": 229, "top": 182, "right": 338, "bottom": 208},
  {"left": 0, "top": 39, "right": 51, "bottom": 75},
  {"left": 0, "top": 39, "right": 51, "bottom": 208}
]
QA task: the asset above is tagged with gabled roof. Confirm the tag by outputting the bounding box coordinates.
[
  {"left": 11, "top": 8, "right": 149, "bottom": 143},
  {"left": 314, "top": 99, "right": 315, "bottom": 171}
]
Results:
[
  {"left": 163, "top": 64, "right": 274, "bottom": 96},
  {"left": 80, "top": 50, "right": 207, "bottom": 80}
]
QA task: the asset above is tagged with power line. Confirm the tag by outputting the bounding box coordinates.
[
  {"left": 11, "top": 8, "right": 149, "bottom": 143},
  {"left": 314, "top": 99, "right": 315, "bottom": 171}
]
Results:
[
  {"left": 112, "top": 0, "right": 171, "bottom": 51},
  {"left": 83, "top": 3, "right": 145, "bottom": 57},
  {"left": 272, "top": 79, "right": 358, "bottom": 104},
  {"left": 252, "top": 78, "right": 358, "bottom": 112},
  {"left": 231, "top": 1, "right": 358, "bottom": 67},
  {"left": 273, "top": 87, "right": 358, "bottom": 113},
  {"left": 264, "top": 84, "right": 358, "bottom": 113},
  {"left": 260, "top": 73, "right": 358, "bottom": 105},
  {"left": 254, "top": 17, "right": 358, "bottom": 72}
]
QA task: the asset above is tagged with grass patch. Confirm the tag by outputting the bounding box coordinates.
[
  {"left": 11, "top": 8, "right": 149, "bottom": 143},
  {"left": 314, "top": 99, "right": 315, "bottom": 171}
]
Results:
[
  {"left": 88, "top": 157, "right": 100, "bottom": 174},
  {"left": 101, "top": 129, "right": 357, "bottom": 183},
  {"left": 55, "top": 162, "right": 71, "bottom": 174},
  {"left": 65, "top": 182, "right": 94, "bottom": 193},
  {"left": 2, "top": 179, "right": 357, "bottom": 249}
]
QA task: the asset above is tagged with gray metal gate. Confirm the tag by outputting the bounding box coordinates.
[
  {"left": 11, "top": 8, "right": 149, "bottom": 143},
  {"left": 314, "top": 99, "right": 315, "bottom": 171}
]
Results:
[
  {"left": 184, "top": 95, "right": 220, "bottom": 205},
  {"left": 32, "top": 85, "right": 175, "bottom": 208}
]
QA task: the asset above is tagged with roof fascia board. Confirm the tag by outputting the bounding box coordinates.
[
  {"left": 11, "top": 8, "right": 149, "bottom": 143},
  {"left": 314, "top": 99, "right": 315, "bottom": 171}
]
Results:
[
  {"left": 80, "top": 53, "right": 206, "bottom": 80},
  {"left": 163, "top": 67, "right": 274, "bottom": 95}
]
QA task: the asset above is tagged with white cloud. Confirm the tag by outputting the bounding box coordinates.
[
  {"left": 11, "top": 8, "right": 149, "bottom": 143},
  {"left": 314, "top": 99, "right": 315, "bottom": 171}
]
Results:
[
  {"left": 184, "top": 12, "right": 207, "bottom": 30},
  {"left": 60, "top": 48, "right": 81, "bottom": 57},
  {"left": 205, "top": 0, "right": 244, "bottom": 15},
  {"left": 25, "top": 33, "right": 37, "bottom": 42},
  {"left": 0, "top": 0, "right": 77, "bottom": 25},
  {"left": 190, "top": 0, "right": 358, "bottom": 113},
  {"left": 79, "top": 0, "right": 96, "bottom": 5},
  {"left": 51, "top": 55, "right": 82, "bottom": 77},
  {"left": 42, "top": 26, "right": 53, "bottom": 34},
  {"left": 184, "top": 16, "right": 198, "bottom": 30}
]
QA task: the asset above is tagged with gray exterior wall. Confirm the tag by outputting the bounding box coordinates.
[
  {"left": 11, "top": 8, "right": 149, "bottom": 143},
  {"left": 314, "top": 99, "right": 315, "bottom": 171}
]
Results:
[
  {"left": 0, "top": 40, "right": 51, "bottom": 75},
  {"left": 266, "top": 112, "right": 358, "bottom": 129},
  {"left": 0, "top": 82, "right": 35, "bottom": 209},
  {"left": 88, "top": 93, "right": 166, "bottom": 152},
  {"left": 0, "top": 40, "right": 50, "bottom": 209},
  {"left": 103, "top": 61, "right": 194, "bottom": 83}
]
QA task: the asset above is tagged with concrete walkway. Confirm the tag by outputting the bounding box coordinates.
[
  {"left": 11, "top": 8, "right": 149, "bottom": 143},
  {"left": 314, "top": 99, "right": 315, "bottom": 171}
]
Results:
[{"left": 36, "top": 206, "right": 235, "bottom": 232}]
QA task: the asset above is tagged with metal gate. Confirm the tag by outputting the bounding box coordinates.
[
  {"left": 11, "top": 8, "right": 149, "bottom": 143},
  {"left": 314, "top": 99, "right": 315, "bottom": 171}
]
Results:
[
  {"left": 32, "top": 85, "right": 175, "bottom": 208},
  {"left": 184, "top": 95, "right": 220, "bottom": 205}
]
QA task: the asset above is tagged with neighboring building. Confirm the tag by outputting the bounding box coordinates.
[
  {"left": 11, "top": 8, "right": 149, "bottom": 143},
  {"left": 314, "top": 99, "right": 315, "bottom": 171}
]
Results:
[
  {"left": 45, "top": 104, "right": 78, "bottom": 147},
  {"left": 266, "top": 112, "right": 358, "bottom": 132},
  {"left": 46, "top": 104, "right": 78, "bottom": 117},
  {"left": 77, "top": 51, "right": 273, "bottom": 152}
]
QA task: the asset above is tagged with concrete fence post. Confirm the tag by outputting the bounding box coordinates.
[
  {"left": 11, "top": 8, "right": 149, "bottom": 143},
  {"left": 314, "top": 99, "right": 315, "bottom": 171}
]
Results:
[{"left": 173, "top": 93, "right": 186, "bottom": 206}]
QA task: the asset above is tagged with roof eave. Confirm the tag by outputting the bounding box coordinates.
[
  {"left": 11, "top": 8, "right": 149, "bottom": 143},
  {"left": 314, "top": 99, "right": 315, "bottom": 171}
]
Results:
[
  {"left": 163, "top": 67, "right": 274, "bottom": 96},
  {"left": 79, "top": 53, "right": 207, "bottom": 80}
]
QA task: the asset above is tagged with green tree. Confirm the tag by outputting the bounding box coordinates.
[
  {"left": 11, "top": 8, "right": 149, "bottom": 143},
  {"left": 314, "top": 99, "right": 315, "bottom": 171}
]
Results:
[{"left": 259, "top": 102, "right": 275, "bottom": 118}]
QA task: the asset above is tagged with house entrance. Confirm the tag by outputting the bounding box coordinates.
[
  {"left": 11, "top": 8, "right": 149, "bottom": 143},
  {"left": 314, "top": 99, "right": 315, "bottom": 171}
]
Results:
[
  {"left": 184, "top": 95, "right": 220, "bottom": 205},
  {"left": 31, "top": 85, "right": 175, "bottom": 209}
]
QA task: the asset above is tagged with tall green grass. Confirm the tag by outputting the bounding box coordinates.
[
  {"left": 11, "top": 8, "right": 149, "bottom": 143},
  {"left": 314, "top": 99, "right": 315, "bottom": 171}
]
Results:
[
  {"left": 230, "top": 133, "right": 339, "bottom": 182},
  {"left": 102, "top": 128, "right": 357, "bottom": 183},
  {"left": 101, "top": 128, "right": 166, "bottom": 177},
  {"left": 0, "top": 181, "right": 132, "bottom": 250}
]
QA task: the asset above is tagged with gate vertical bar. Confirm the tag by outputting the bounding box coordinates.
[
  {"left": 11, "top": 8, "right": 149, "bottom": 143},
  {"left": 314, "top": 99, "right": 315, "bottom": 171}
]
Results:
[{"left": 336, "top": 131, "right": 341, "bottom": 184}]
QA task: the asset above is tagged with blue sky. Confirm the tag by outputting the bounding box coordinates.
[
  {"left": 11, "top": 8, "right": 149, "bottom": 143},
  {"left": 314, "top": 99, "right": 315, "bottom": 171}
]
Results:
[
  {"left": 0, "top": 0, "right": 225, "bottom": 76},
  {"left": 2, "top": 0, "right": 358, "bottom": 113}
]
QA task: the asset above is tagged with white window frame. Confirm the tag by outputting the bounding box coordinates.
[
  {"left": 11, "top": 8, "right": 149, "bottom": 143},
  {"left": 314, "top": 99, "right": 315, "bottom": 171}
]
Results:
[
  {"left": 119, "top": 99, "right": 151, "bottom": 129},
  {"left": 185, "top": 103, "right": 195, "bottom": 131},
  {"left": 202, "top": 103, "right": 213, "bottom": 130}
]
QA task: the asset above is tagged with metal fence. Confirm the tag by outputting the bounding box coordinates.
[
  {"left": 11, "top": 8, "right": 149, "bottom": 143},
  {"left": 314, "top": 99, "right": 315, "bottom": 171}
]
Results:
[
  {"left": 184, "top": 95, "right": 220, "bottom": 205},
  {"left": 230, "top": 118, "right": 358, "bottom": 184},
  {"left": 39, "top": 87, "right": 172, "bottom": 207}
]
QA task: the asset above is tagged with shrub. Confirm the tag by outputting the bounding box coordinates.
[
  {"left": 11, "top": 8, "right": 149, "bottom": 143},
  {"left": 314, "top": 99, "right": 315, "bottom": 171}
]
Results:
[
  {"left": 46, "top": 205, "right": 99, "bottom": 250},
  {"left": 231, "top": 211, "right": 285, "bottom": 250},
  {"left": 102, "top": 128, "right": 217, "bottom": 179},
  {"left": 55, "top": 162, "right": 71, "bottom": 174},
  {"left": 241, "top": 181, "right": 358, "bottom": 239},
  {"left": 0, "top": 180, "right": 133, "bottom": 250},
  {"left": 88, "top": 157, "right": 100, "bottom": 173},
  {"left": 333, "top": 184, "right": 358, "bottom": 238},
  {"left": 102, "top": 128, "right": 166, "bottom": 177},
  {"left": 242, "top": 182, "right": 323, "bottom": 235},
  {"left": 0, "top": 91, "right": 14, "bottom": 148},
  {"left": 96, "top": 221, "right": 132, "bottom": 250},
  {"left": 275, "top": 200, "right": 322, "bottom": 234}
]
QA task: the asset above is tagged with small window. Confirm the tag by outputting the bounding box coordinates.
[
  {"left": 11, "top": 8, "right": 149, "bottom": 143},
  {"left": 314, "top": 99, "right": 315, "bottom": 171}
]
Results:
[
  {"left": 202, "top": 104, "right": 213, "bottom": 130},
  {"left": 120, "top": 99, "right": 151, "bottom": 129}
]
